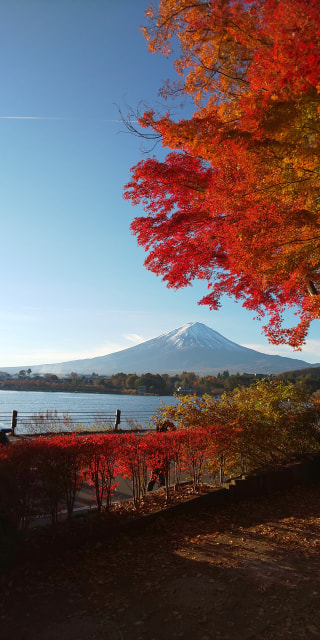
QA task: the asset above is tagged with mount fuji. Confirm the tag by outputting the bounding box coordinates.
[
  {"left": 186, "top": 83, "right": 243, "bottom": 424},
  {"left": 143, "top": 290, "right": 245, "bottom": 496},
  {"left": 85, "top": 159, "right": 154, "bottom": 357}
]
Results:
[{"left": 4, "top": 322, "right": 318, "bottom": 376}]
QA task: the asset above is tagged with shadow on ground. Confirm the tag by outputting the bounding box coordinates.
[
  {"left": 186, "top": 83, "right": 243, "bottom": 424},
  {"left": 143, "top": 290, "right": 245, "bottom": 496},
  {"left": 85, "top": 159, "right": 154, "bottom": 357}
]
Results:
[{"left": 1, "top": 483, "right": 320, "bottom": 640}]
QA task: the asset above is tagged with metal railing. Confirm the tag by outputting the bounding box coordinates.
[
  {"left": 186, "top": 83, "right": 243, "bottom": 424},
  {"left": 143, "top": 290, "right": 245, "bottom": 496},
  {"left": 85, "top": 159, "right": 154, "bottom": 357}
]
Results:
[{"left": 0, "top": 408, "right": 159, "bottom": 436}]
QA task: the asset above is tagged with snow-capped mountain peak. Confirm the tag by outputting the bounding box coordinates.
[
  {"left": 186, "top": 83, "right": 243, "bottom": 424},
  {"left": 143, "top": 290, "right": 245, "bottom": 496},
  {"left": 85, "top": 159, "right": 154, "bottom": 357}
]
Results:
[
  {"left": 162, "top": 322, "right": 246, "bottom": 352},
  {"left": 4, "top": 322, "right": 316, "bottom": 376}
]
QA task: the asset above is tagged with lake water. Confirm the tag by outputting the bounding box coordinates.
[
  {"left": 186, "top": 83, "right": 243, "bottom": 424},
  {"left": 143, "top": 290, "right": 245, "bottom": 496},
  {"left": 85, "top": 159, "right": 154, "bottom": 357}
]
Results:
[{"left": 0, "top": 390, "right": 178, "bottom": 433}]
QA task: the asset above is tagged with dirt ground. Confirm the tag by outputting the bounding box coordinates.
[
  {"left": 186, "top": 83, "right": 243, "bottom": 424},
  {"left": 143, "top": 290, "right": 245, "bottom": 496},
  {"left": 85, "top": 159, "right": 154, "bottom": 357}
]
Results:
[{"left": 1, "top": 482, "right": 320, "bottom": 640}]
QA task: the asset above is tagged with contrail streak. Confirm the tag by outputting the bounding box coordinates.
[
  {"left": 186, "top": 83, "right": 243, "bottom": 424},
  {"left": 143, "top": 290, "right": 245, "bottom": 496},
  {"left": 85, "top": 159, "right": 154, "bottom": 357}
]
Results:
[
  {"left": 0, "top": 116, "right": 69, "bottom": 120},
  {"left": 0, "top": 116, "right": 130, "bottom": 122}
]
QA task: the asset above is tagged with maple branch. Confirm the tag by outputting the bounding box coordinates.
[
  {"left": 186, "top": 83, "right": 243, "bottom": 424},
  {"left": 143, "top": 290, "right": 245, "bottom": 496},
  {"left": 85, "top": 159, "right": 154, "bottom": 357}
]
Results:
[
  {"left": 148, "top": 2, "right": 211, "bottom": 33},
  {"left": 118, "top": 106, "right": 162, "bottom": 152},
  {"left": 180, "top": 182, "right": 205, "bottom": 193},
  {"left": 200, "top": 59, "right": 249, "bottom": 86},
  {"left": 242, "top": 175, "right": 313, "bottom": 197},
  {"left": 307, "top": 280, "right": 319, "bottom": 296},
  {"left": 273, "top": 234, "right": 320, "bottom": 248},
  {"left": 190, "top": 44, "right": 250, "bottom": 88}
]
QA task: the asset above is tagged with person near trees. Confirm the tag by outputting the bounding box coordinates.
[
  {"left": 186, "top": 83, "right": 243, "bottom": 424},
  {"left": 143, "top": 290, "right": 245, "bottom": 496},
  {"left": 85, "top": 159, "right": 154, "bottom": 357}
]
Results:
[{"left": 147, "top": 419, "right": 175, "bottom": 491}]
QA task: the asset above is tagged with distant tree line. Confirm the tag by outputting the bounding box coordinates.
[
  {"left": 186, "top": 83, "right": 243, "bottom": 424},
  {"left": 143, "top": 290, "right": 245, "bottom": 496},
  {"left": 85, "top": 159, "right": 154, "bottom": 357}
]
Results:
[{"left": 1, "top": 367, "right": 320, "bottom": 396}]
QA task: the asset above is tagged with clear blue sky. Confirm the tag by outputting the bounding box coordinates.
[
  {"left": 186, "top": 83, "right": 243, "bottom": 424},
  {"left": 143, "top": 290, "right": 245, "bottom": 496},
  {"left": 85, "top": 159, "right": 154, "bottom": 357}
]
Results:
[{"left": 0, "top": 0, "right": 319, "bottom": 368}]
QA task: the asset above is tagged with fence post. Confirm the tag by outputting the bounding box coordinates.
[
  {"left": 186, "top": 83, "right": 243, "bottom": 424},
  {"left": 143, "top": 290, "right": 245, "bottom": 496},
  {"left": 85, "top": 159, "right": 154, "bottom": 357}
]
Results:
[
  {"left": 114, "top": 409, "right": 121, "bottom": 431},
  {"left": 11, "top": 410, "right": 18, "bottom": 434}
]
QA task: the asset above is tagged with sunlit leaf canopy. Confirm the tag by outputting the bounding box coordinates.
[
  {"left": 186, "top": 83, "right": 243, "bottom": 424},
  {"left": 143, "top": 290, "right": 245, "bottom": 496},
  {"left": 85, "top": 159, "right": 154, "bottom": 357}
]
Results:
[{"left": 124, "top": 0, "right": 320, "bottom": 348}]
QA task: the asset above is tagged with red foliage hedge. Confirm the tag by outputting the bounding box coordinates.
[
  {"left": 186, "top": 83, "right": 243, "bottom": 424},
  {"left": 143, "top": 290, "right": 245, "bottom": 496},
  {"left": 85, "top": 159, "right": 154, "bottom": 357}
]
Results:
[{"left": 0, "top": 427, "right": 231, "bottom": 531}]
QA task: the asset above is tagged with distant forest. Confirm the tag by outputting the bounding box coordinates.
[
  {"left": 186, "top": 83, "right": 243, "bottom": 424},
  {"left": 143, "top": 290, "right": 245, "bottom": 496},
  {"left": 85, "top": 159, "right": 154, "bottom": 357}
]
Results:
[{"left": 1, "top": 367, "right": 320, "bottom": 396}]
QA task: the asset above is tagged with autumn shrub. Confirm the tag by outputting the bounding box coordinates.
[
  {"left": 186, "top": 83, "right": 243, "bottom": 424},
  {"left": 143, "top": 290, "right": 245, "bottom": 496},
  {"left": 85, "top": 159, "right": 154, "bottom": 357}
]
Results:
[
  {"left": 155, "top": 393, "right": 242, "bottom": 480},
  {"left": 12, "top": 435, "right": 86, "bottom": 527},
  {"left": 50, "top": 435, "right": 86, "bottom": 519},
  {"left": 155, "top": 383, "right": 320, "bottom": 474},
  {"left": 0, "top": 439, "right": 42, "bottom": 531},
  {"left": 0, "top": 452, "right": 23, "bottom": 533},
  {"left": 225, "top": 382, "right": 320, "bottom": 470},
  {"left": 82, "top": 434, "right": 120, "bottom": 512},
  {"left": 117, "top": 433, "right": 150, "bottom": 507},
  {"left": 30, "top": 438, "right": 66, "bottom": 527},
  {"left": 145, "top": 430, "right": 178, "bottom": 499}
]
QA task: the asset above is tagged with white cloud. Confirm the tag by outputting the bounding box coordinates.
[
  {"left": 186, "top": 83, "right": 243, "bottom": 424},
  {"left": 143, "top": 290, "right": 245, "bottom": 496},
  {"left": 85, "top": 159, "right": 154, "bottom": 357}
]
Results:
[
  {"left": 242, "top": 341, "right": 320, "bottom": 364},
  {"left": 0, "top": 348, "right": 101, "bottom": 368},
  {"left": 124, "top": 333, "right": 144, "bottom": 344},
  {"left": 0, "top": 116, "right": 66, "bottom": 120},
  {"left": 0, "top": 116, "right": 126, "bottom": 122},
  {"left": 0, "top": 334, "right": 148, "bottom": 368},
  {"left": 299, "top": 340, "right": 320, "bottom": 363}
]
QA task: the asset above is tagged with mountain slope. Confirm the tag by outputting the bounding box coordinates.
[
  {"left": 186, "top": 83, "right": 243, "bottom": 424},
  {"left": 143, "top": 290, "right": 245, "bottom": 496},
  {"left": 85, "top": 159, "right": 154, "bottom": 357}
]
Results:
[{"left": 3, "top": 322, "right": 317, "bottom": 376}]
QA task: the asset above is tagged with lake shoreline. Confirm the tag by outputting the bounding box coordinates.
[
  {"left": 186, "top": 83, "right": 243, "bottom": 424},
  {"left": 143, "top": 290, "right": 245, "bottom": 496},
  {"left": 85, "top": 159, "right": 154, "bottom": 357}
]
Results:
[
  {"left": 0, "top": 390, "right": 179, "bottom": 431},
  {"left": 0, "top": 385, "right": 161, "bottom": 396}
]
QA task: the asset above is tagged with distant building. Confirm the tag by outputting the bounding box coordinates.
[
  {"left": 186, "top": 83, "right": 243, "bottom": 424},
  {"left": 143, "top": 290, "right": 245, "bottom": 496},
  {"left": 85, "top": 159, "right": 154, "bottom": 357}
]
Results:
[
  {"left": 137, "top": 385, "right": 147, "bottom": 394},
  {"left": 176, "top": 386, "right": 193, "bottom": 394}
]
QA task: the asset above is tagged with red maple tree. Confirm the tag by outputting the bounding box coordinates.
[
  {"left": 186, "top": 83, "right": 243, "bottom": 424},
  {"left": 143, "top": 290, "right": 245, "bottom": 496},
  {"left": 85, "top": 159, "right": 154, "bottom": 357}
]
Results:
[{"left": 124, "top": 0, "right": 320, "bottom": 347}]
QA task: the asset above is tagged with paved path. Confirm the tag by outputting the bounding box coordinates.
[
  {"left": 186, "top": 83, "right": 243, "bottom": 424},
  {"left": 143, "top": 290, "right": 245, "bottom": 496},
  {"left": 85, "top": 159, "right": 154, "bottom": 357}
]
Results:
[
  {"left": 30, "top": 470, "right": 215, "bottom": 527},
  {"left": 73, "top": 476, "right": 134, "bottom": 512}
]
